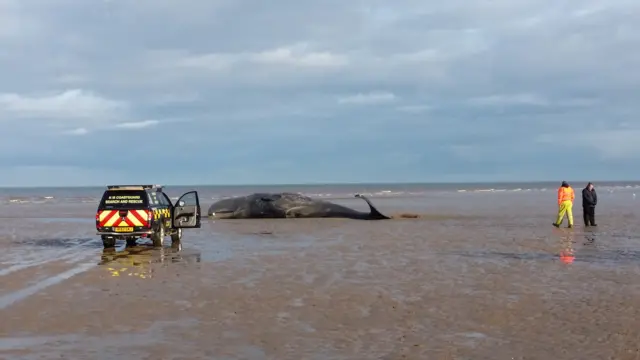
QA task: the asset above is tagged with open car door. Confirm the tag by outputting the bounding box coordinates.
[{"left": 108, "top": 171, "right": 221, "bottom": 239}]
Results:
[{"left": 172, "top": 191, "right": 201, "bottom": 228}]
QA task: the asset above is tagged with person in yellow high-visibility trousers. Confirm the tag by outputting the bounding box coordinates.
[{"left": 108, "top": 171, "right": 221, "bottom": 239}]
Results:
[{"left": 553, "top": 181, "right": 575, "bottom": 228}]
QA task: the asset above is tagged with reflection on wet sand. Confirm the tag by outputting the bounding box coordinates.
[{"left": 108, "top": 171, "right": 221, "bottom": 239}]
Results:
[
  {"left": 584, "top": 229, "right": 597, "bottom": 245},
  {"left": 558, "top": 229, "right": 576, "bottom": 264},
  {"left": 98, "top": 243, "right": 201, "bottom": 279}
]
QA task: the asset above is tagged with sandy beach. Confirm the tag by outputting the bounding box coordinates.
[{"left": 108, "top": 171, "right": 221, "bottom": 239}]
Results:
[{"left": 1, "top": 183, "right": 639, "bottom": 359}]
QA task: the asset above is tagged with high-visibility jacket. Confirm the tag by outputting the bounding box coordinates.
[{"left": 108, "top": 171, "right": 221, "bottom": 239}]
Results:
[{"left": 558, "top": 186, "right": 575, "bottom": 205}]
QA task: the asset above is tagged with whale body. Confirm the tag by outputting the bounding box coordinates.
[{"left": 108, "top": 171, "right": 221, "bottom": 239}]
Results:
[{"left": 207, "top": 193, "right": 391, "bottom": 220}]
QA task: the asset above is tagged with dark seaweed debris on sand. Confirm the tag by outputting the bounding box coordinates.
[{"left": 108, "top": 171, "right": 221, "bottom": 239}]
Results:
[{"left": 390, "top": 213, "right": 485, "bottom": 220}]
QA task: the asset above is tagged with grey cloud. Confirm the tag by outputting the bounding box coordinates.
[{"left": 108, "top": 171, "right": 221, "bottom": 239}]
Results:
[
  {"left": 536, "top": 129, "right": 640, "bottom": 160},
  {"left": 0, "top": 89, "right": 126, "bottom": 120},
  {"left": 5, "top": 0, "right": 637, "bottom": 98},
  {"left": 337, "top": 91, "right": 397, "bottom": 105},
  {"left": 0, "top": 0, "right": 639, "bottom": 183}
]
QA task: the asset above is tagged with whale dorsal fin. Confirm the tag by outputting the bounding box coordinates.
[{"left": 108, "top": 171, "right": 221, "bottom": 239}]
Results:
[{"left": 354, "top": 194, "right": 390, "bottom": 220}]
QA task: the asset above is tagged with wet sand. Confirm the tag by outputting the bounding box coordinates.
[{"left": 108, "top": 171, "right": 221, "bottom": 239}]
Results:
[{"left": 1, "top": 192, "right": 640, "bottom": 359}]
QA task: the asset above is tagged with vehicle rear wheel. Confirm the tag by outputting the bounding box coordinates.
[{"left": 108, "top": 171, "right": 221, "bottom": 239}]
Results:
[
  {"left": 151, "top": 225, "right": 165, "bottom": 247},
  {"left": 171, "top": 228, "right": 182, "bottom": 243},
  {"left": 171, "top": 239, "right": 182, "bottom": 251},
  {"left": 101, "top": 235, "right": 116, "bottom": 248}
]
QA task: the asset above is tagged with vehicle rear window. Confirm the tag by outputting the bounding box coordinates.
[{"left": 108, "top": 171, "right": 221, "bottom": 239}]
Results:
[{"left": 99, "top": 190, "right": 149, "bottom": 209}]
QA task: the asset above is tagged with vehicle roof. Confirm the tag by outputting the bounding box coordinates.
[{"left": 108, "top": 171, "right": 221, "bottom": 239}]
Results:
[{"left": 105, "top": 184, "right": 163, "bottom": 191}]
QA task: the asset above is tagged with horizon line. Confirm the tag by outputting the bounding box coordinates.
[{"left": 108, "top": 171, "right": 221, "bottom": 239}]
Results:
[{"left": 0, "top": 179, "right": 638, "bottom": 189}]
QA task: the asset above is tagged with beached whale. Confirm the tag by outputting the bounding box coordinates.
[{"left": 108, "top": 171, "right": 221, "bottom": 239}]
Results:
[{"left": 207, "top": 193, "right": 391, "bottom": 220}]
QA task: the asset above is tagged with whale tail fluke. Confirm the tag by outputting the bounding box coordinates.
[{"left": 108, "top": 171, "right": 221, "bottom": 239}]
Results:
[{"left": 354, "top": 194, "right": 391, "bottom": 220}]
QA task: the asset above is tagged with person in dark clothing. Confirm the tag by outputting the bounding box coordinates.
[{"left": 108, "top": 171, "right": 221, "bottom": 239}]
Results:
[{"left": 581, "top": 182, "right": 598, "bottom": 226}]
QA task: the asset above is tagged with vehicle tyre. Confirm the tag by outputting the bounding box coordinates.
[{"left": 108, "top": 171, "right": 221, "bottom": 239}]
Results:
[
  {"left": 171, "top": 228, "right": 182, "bottom": 243},
  {"left": 151, "top": 225, "right": 165, "bottom": 247},
  {"left": 101, "top": 235, "right": 116, "bottom": 248},
  {"left": 171, "top": 239, "right": 183, "bottom": 251}
]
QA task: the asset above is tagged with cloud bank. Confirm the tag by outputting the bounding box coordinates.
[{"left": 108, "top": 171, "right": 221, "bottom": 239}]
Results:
[{"left": 1, "top": 0, "right": 639, "bottom": 186}]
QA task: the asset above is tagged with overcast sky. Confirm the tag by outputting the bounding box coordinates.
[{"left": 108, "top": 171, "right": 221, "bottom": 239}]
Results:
[{"left": 1, "top": 0, "right": 639, "bottom": 186}]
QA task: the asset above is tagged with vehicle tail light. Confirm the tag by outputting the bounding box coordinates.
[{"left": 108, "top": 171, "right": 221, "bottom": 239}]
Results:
[
  {"left": 147, "top": 210, "right": 153, "bottom": 224},
  {"left": 118, "top": 210, "right": 128, "bottom": 217}
]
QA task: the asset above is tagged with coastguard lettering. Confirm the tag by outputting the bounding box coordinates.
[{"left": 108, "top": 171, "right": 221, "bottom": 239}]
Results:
[{"left": 105, "top": 195, "right": 144, "bottom": 204}]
